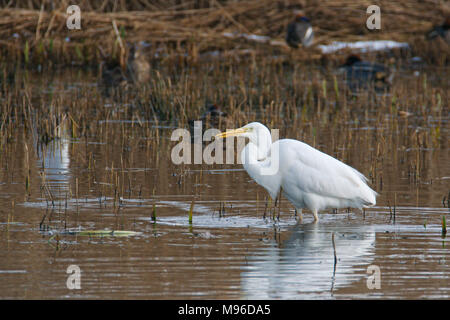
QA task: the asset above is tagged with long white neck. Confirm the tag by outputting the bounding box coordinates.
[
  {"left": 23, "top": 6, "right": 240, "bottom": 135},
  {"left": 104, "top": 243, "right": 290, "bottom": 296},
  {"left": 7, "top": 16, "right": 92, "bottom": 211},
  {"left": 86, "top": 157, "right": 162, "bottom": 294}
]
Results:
[{"left": 241, "top": 140, "right": 281, "bottom": 201}]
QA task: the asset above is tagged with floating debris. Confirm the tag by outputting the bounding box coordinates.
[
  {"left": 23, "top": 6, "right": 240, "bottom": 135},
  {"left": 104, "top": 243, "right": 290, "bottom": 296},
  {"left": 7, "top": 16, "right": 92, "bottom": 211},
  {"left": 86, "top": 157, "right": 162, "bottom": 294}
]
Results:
[{"left": 59, "top": 229, "right": 141, "bottom": 237}]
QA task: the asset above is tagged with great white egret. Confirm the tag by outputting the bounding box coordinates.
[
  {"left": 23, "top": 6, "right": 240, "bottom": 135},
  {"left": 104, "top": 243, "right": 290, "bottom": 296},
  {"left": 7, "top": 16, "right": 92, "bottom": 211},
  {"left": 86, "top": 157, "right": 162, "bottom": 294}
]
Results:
[
  {"left": 215, "top": 122, "right": 377, "bottom": 222},
  {"left": 286, "top": 13, "right": 314, "bottom": 48}
]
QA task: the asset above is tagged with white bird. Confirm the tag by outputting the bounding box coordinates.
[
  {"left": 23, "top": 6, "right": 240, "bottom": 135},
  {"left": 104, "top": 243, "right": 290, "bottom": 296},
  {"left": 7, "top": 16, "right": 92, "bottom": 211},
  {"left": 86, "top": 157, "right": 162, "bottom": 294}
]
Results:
[{"left": 215, "top": 122, "right": 377, "bottom": 222}]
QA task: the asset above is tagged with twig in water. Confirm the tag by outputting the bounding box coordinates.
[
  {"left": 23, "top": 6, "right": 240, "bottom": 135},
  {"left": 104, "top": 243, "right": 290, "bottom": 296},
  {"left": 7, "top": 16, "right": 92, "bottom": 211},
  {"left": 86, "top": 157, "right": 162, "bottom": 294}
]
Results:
[
  {"left": 388, "top": 200, "right": 393, "bottom": 223},
  {"left": 331, "top": 232, "right": 338, "bottom": 294},
  {"left": 188, "top": 199, "right": 195, "bottom": 224},
  {"left": 442, "top": 216, "right": 447, "bottom": 237},
  {"left": 332, "top": 232, "right": 337, "bottom": 267},
  {"left": 152, "top": 203, "right": 156, "bottom": 222},
  {"left": 263, "top": 197, "right": 268, "bottom": 220}
]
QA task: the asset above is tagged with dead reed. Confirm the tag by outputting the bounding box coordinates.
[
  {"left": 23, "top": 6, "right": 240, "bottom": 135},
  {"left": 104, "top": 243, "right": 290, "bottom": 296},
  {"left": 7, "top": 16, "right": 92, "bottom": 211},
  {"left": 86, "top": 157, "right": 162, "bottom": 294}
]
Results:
[
  {"left": 0, "top": 0, "right": 448, "bottom": 66},
  {"left": 0, "top": 42, "right": 447, "bottom": 230}
]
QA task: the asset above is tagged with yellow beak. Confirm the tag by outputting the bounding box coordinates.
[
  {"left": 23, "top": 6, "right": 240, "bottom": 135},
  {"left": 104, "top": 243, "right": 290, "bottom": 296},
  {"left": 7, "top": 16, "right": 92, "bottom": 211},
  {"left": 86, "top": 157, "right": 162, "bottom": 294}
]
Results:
[{"left": 215, "top": 127, "right": 248, "bottom": 139}]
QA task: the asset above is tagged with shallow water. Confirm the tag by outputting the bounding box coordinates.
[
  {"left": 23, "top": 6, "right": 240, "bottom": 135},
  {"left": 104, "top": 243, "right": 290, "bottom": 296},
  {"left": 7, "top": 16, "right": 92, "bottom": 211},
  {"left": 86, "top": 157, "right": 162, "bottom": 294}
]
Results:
[{"left": 0, "top": 64, "right": 449, "bottom": 299}]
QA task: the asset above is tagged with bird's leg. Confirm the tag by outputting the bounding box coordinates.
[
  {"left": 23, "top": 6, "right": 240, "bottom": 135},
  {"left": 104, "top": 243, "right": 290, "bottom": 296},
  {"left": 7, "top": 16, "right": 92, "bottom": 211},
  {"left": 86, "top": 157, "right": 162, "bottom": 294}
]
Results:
[
  {"left": 295, "top": 208, "right": 303, "bottom": 223},
  {"left": 263, "top": 199, "right": 267, "bottom": 220},
  {"left": 269, "top": 196, "right": 277, "bottom": 221},
  {"left": 313, "top": 209, "right": 319, "bottom": 223},
  {"left": 277, "top": 188, "right": 282, "bottom": 221},
  {"left": 271, "top": 198, "right": 275, "bottom": 219},
  {"left": 268, "top": 197, "right": 274, "bottom": 220},
  {"left": 271, "top": 198, "right": 276, "bottom": 220}
]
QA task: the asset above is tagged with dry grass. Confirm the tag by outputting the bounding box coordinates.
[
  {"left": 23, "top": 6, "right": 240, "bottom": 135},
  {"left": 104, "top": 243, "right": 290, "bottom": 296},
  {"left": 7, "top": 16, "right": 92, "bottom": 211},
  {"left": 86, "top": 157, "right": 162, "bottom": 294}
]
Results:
[
  {"left": 0, "top": 0, "right": 448, "bottom": 65},
  {"left": 0, "top": 54, "right": 447, "bottom": 231}
]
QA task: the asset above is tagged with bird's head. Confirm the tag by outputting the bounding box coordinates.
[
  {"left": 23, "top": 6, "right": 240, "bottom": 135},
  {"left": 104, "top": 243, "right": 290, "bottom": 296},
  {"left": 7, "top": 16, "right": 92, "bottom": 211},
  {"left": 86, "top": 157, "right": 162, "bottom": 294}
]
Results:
[
  {"left": 343, "top": 54, "right": 362, "bottom": 66},
  {"left": 215, "top": 122, "right": 272, "bottom": 152},
  {"left": 299, "top": 16, "right": 310, "bottom": 23},
  {"left": 204, "top": 104, "right": 227, "bottom": 118},
  {"left": 128, "top": 42, "right": 147, "bottom": 60},
  {"left": 215, "top": 122, "right": 266, "bottom": 139},
  {"left": 293, "top": 11, "right": 310, "bottom": 23}
]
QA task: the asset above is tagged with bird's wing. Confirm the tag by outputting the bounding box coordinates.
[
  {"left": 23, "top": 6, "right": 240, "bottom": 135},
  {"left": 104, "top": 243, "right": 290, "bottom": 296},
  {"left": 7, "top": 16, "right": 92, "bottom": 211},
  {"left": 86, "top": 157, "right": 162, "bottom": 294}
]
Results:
[
  {"left": 301, "top": 25, "right": 314, "bottom": 47},
  {"left": 277, "top": 139, "right": 375, "bottom": 203},
  {"left": 294, "top": 22, "right": 311, "bottom": 40}
]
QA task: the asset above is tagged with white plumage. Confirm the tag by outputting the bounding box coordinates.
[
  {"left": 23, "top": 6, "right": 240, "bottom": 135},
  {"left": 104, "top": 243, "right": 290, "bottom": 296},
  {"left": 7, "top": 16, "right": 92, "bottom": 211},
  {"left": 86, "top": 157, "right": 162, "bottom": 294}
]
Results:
[{"left": 216, "top": 122, "right": 377, "bottom": 222}]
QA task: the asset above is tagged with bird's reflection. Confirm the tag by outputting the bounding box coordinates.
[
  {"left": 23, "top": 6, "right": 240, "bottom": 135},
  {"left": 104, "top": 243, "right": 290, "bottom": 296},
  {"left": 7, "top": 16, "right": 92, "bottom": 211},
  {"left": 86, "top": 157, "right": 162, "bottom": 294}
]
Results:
[
  {"left": 36, "top": 124, "right": 71, "bottom": 200},
  {"left": 241, "top": 222, "right": 375, "bottom": 299}
]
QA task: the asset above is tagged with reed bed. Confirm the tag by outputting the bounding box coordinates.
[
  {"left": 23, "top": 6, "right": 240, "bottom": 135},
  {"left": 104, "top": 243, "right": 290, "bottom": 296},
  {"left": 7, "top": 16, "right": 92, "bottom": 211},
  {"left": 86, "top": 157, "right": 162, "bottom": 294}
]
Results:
[
  {"left": 0, "top": 0, "right": 448, "bottom": 66},
  {"left": 0, "top": 0, "right": 448, "bottom": 231},
  {"left": 0, "top": 58, "right": 447, "bottom": 219}
]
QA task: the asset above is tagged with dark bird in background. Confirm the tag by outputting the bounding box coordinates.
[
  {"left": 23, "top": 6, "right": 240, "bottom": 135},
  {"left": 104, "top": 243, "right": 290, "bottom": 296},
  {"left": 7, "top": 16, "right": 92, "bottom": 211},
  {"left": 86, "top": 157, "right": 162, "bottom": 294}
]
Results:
[
  {"left": 99, "top": 59, "right": 127, "bottom": 90},
  {"left": 99, "top": 42, "right": 150, "bottom": 96},
  {"left": 199, "top": 104, "right": 229, "bottom": 128},
  {"left": 286, "top": 13, "right": 314, "bottom": 48},
  {"left": 189, "top": 104, "right": 231, "bottom": 132},
  {"left": 426, "top": 17, "right": 450, "bottom": 44},
  {"left": 339, "top": 54, "right": 394, "bottom": 93},
  {"left": 188, "top": 104, "right": 233, "bottom": 145}
]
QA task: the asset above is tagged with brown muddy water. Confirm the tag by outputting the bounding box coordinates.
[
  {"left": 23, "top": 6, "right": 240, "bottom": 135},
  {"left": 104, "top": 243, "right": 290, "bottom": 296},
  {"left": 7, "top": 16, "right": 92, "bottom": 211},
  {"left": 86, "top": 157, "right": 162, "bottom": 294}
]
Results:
[{"left": 0, "top": 60, "right": 449, "bottom": 299}]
